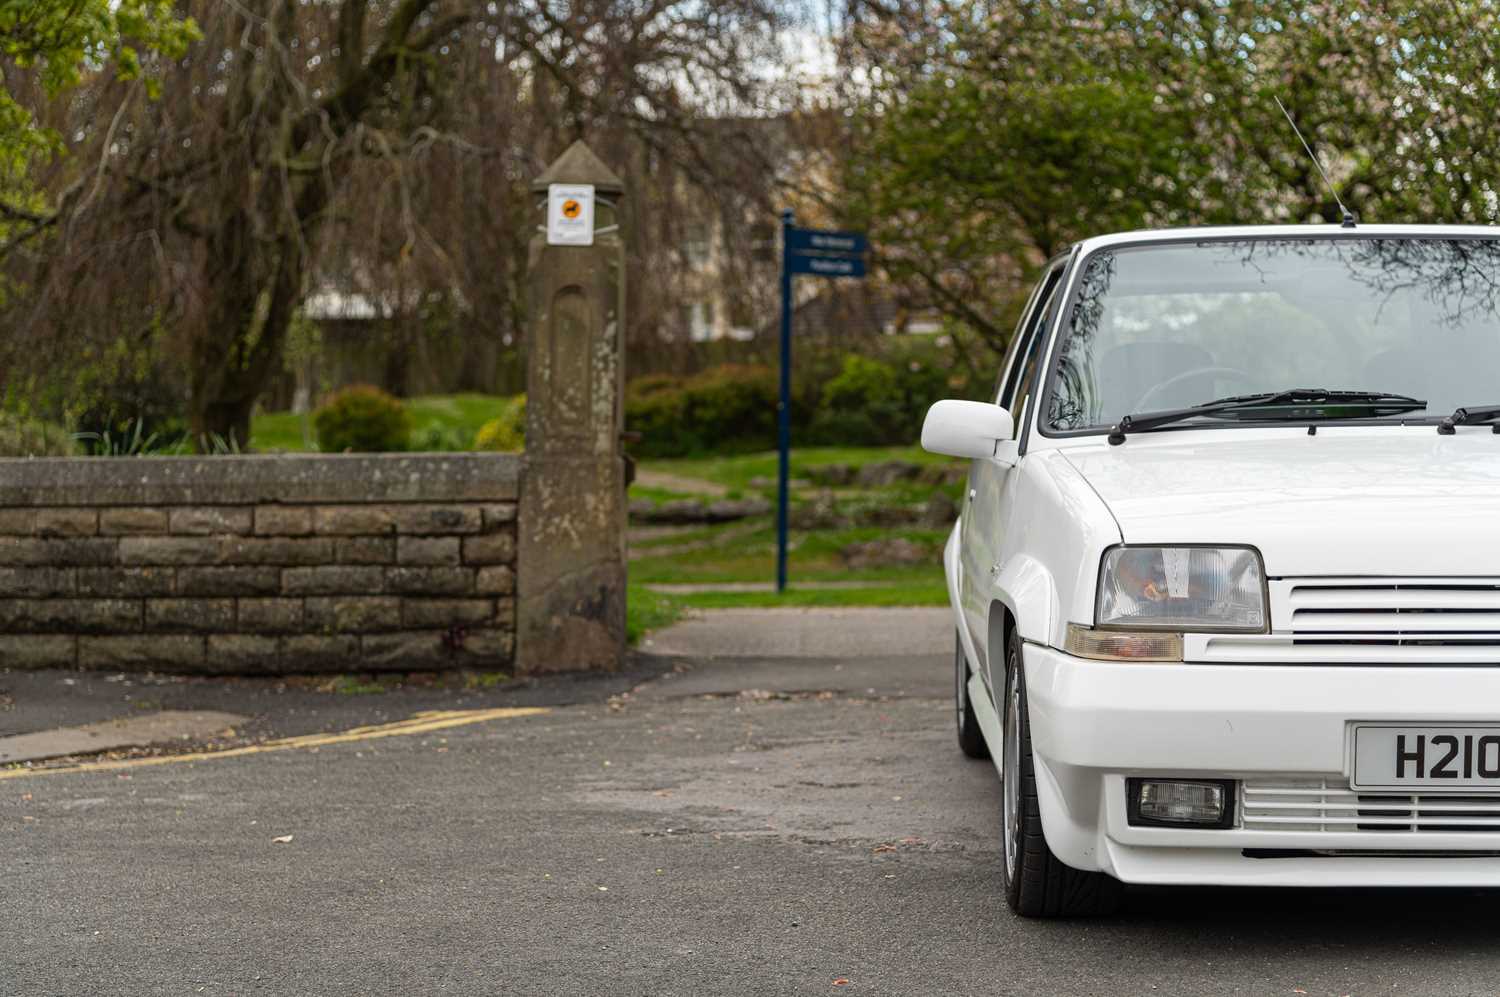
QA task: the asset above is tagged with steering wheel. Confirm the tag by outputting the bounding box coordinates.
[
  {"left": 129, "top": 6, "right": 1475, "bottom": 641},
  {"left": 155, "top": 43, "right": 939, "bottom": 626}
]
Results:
[{"left": 1132, "top": 366, "right": 1260, "bottom": 413}]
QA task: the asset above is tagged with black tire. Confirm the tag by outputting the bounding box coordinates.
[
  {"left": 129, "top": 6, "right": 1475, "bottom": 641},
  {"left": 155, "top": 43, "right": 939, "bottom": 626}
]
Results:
[
  {"left": 1000, "top": 626, "right": 1123, "bottom": 917},
  {"left": 955, "top": 632, "right": 989, "bottom": 759}
]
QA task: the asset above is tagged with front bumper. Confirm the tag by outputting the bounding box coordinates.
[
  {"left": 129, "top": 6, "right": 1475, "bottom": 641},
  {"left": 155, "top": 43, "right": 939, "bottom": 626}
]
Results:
[{"left": 1023, "top": 643, "right": 1500, "bottom": 886}]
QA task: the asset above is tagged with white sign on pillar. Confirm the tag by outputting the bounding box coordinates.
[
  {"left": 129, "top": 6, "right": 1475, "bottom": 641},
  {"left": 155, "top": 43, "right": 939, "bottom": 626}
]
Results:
[{"left": 546, "top": 183, "right": 596, "bottom": 246}]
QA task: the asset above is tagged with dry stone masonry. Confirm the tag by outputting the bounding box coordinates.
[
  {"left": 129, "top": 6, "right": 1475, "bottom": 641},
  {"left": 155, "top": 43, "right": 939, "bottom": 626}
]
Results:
[
  {"left": 0, "top": 142, "right": 631, "bottom": 676},
  {"left": 0, "top": 453, "right": 520, "bottom": 673}
]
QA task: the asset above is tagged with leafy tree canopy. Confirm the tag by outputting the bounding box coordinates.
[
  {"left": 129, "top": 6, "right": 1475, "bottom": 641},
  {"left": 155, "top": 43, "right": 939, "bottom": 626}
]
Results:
[
  {"left": 0, "top": 0, "right": 197, "bottom": 210},
  {"left": 842, "top": 0, "right": 1500, "bottom": 351}
]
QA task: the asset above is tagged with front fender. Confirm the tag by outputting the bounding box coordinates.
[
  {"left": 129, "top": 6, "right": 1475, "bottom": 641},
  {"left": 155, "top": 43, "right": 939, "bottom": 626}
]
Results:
[{"left": 990, "top": 554, "right": 1058, "bottom": 647}]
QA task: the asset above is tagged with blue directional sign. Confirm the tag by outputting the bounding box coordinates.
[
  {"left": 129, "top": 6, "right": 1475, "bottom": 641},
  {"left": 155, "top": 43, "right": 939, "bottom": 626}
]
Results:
[
  {"left": 787, "top": 254, "right": 866, "bottom": 278},
  {"left": 785, "top": 228, "right": 869, "bottom": 256},
  {"left": 775, "top": 217, "right": 871, "bottom": 594}
]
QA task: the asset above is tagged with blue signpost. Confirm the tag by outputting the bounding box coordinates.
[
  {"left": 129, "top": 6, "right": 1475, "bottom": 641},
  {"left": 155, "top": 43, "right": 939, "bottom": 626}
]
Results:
[{"left": 776, "top": 212, "right": 870, "bottom": 593}]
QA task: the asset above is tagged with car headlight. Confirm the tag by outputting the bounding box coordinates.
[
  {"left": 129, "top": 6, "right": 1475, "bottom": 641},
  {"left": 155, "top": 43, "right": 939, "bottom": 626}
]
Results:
[{"left": 1096, "top": 545, "right": 1267, "bottom": 632}]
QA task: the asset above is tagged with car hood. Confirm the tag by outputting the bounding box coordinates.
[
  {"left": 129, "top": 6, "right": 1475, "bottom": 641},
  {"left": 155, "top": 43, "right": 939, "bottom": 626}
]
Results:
[{"left": 1061, "top": 430, "right": 1500, "bottom": 576}]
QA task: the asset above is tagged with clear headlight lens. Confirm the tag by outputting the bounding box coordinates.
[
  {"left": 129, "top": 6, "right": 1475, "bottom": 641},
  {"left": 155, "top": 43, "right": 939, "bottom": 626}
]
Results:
[{"left": 1097, "top": 546, "right": 1266, "bottom": 632}]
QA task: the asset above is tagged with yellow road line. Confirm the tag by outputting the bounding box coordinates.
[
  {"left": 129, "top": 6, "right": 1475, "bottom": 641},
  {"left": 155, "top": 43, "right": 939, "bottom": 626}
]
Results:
[{"left": 0, "top": 706, "right": 550, "bottom": 781}]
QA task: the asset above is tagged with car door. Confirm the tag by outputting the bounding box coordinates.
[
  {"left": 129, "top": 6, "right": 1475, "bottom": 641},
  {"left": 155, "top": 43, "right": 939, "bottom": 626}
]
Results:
[{"left": 959, "top": 263, "right": 1066, "bottom": 692}]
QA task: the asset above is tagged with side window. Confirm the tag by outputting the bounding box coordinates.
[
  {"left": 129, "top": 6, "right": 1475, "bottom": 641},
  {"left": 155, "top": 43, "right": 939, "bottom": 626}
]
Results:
[
  {"left": 999, "top": 267, "right": 1064, "bottom": 434},
  {"left": 1010, "top": 321, "right": 1050, "bottom": 435},
  {"left": 991, "top": 278, "right": 1048, "bottom": 402}
]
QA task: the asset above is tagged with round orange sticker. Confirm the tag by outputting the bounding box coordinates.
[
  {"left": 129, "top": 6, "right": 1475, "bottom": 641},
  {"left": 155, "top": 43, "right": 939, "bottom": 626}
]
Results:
[{"left": 562, "top": 199, "right": 581, "bottom": 219}]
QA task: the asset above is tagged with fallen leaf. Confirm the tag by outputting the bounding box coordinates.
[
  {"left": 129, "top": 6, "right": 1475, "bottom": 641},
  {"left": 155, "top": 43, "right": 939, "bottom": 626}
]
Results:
[
  {"left": 833, "top": 979, "right": 850, "bottom": 987},
  {"left": 872, "top": 844, "right": 897, "bottom": 854},
  {"left": 272, "top": 834, "right": 294, "bottom": 844}
]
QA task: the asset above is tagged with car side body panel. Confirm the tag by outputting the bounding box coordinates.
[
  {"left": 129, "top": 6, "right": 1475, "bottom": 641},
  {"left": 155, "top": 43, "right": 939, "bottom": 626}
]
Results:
[{"left": 949, "top": 449, "right": 1121, "bottom": 694}]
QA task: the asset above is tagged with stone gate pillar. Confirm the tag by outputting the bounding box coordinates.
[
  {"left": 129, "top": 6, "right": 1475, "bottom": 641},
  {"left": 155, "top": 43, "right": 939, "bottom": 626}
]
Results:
[{"left": 516, "top": 140, "right": 627, "bottom": 672}]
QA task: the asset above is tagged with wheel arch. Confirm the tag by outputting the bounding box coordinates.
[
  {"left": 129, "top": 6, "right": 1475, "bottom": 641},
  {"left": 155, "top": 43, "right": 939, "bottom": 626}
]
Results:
[
  {"left": 987, "top": 553, "right": 1058, "bottom": 655},
  {"left": 988, "top": 601, "right": 1013, "bottom": 673}
]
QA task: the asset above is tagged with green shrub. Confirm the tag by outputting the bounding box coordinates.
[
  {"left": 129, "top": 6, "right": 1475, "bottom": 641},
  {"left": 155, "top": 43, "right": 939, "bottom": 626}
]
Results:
[
  {"left": 687, "top": 364, "right": 777, "bottom": 444},
  {"left": 624, "top": 339, "right": 983, "bottom": 458},
  {"left": 812, "top": 354, "right": 908, "bottom": 446},
  {"left": 0, "top": 417, "right": 78, "bottom": 457},
  {"left": 474, "top": 394, "right": 527, "bottom": 452},
  {"left": 806, "top": 347, "right": 959, "bottom": 448},
  {"left": 410, "top": 424, "right": 472, "bottom": 452},
  {"left": 623, "top": 373, "right": 681, "bottom": 399},
  {"left": 624, "top": 379, "right": 688, "bottom": 456},
  {"left": 313, "top": 385, "right": 411, "bottom": 453},
  {"left": 626, "top": 364, "right": 777, "bottom": 458}
]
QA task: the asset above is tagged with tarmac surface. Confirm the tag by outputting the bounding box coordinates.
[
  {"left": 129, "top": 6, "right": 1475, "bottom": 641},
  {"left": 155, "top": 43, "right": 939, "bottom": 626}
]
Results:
[{"left": 5, "top": 608, "right": 1500, "bottom": 995}]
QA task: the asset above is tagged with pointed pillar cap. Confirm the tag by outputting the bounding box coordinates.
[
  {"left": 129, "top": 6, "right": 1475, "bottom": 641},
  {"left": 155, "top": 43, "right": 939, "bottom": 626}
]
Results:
[{"left": 531, "top": 140, "right": 625, "bottom": 196}]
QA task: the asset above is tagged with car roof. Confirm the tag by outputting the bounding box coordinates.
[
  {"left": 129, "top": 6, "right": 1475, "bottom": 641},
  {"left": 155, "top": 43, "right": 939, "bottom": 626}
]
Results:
[{"left": 1072, "top": 223, "right": 1500, "bottom": 257}]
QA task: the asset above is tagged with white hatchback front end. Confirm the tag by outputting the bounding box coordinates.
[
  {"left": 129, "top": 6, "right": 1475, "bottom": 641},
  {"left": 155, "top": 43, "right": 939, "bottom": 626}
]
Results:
[{"left": 926, "top": 225, "right": 1500, "bottom": 916}]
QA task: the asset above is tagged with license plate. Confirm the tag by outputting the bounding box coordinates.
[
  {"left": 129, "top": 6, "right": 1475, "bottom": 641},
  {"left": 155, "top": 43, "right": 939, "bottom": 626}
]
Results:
[{"left": 1352, "top": 725, "right": 1500, "bottom": 791}]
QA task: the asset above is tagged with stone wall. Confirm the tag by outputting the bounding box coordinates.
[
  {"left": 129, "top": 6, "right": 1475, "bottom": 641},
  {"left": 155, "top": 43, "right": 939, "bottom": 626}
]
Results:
[{"left": 0, "top": 454, "right": 520, "bottom": 674}]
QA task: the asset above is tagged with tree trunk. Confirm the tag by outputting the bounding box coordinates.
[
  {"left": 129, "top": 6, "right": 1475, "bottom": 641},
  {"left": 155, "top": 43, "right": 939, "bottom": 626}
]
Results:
[
  {"left": 187, "top": 157, "right": 331, "bottom": 450},
  {"left": 193, "top": 399, "right": 258, "bottom": 451}
]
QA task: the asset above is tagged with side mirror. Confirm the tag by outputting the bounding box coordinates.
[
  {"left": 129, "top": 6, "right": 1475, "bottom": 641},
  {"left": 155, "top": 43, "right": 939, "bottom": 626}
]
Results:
[{"left": 921, "top": 400, "right": 1014, "bottom": 460}]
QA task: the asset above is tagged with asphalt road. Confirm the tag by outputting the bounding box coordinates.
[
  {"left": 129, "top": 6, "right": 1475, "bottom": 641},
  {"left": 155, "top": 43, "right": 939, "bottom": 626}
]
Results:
[{"left": 6, "top": 647, "right": 1500, "bottom": 995}]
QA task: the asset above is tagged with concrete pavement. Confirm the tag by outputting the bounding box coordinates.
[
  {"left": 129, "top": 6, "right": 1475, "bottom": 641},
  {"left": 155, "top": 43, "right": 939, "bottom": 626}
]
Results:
[{"left": 641, "top": 606, "right": 951, "bottom": 658}]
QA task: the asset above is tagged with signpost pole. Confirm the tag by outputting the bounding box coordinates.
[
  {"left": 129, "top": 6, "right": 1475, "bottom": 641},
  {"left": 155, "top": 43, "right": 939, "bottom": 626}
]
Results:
[{"left": 776, "top": 209, "right": 794, "bottom": 594}]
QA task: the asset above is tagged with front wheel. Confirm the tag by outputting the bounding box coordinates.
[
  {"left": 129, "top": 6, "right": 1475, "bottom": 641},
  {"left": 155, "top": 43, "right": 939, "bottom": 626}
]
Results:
[{"left": 1000, "top": 627, "right": 1122, "bottom": 917}]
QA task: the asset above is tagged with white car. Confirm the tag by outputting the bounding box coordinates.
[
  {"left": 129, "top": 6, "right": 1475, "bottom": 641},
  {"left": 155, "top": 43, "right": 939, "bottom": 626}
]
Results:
[{"left": 923, "top": 224, "right": 1500, "bottom": 917}]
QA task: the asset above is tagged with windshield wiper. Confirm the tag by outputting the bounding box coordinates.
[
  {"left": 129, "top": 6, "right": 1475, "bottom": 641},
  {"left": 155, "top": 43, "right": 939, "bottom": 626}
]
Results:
[
  {"left": 1437, "top": 405, "right": 1500, "bottom": 435},
  {"left": 1107, "top": 389, "right": 1428, "bottom": 446}
]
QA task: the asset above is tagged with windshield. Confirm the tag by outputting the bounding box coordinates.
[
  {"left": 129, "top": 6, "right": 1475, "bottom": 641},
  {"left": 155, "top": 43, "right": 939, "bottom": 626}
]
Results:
[{"left": 1043, "top": 238, "right": 1500, "bottom": 432}]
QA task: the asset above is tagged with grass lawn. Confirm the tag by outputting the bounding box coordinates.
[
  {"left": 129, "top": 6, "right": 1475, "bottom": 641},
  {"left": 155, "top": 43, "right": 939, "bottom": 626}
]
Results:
[
  {"left": 625, "top": 446, "right": 957, "bottom": 640},
  {"left": 624, "top": 515, "right": 950, "bottom": 642},
  {"left": 641, "top": 444, "right": 946, "bottom": 495},
  {"left": 252, "top": 393, "right": 512, "bottom": 452},
  {"left": 628, "top": 522, "right": 948, "bottom": 586}
]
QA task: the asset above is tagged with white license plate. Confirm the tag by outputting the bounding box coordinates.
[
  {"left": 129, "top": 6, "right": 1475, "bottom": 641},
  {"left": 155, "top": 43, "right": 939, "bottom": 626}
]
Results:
[{"left": 1352, "top": 725, "right": 1500, "bottom": 791}]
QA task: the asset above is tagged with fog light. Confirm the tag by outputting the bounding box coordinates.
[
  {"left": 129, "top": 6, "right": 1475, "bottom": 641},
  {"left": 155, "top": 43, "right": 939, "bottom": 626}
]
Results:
[{"left": 1128, "top": 779, "right": 1235, "bottom": 828}]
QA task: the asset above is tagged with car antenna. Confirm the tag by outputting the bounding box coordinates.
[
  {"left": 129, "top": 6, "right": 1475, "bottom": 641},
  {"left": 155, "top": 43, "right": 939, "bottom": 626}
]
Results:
[{"left": 1274, "top": 95, "right": 1356, "bottom": 228}]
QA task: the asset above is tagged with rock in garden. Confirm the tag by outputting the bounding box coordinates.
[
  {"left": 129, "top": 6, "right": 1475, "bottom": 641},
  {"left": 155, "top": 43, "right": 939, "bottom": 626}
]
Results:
[
  {"left": 705, "top": 498, "right": 771, "bottom": 521},
  {"left": 806, "top": 464, "right": 856, "bottom": 486},
  {"left": 855, "top": 460, "right": 924, "bottom": 487},
  {"left": 635, "top": 499, "right": 711, "bottom": 524},
  {"left": 748, "top": 476, "right": 810, "bottom": 490},
  {"left": 921, "top": 493, "right": 959, "bottom": 527},
  {"left": 918, "top": 464, "right": 968, "bottom": 486},
  {"left": 789, "top": 491, "right": 845, "bottom": 529},
  {"left": 631, "top": 497, "right": 771, "bottom": 525},
  {"left": 841, "top": 537, "right": 933, "bottom": 569},
  {"left": 858, "top": 504, "right": 922, "bottom": 527}
]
